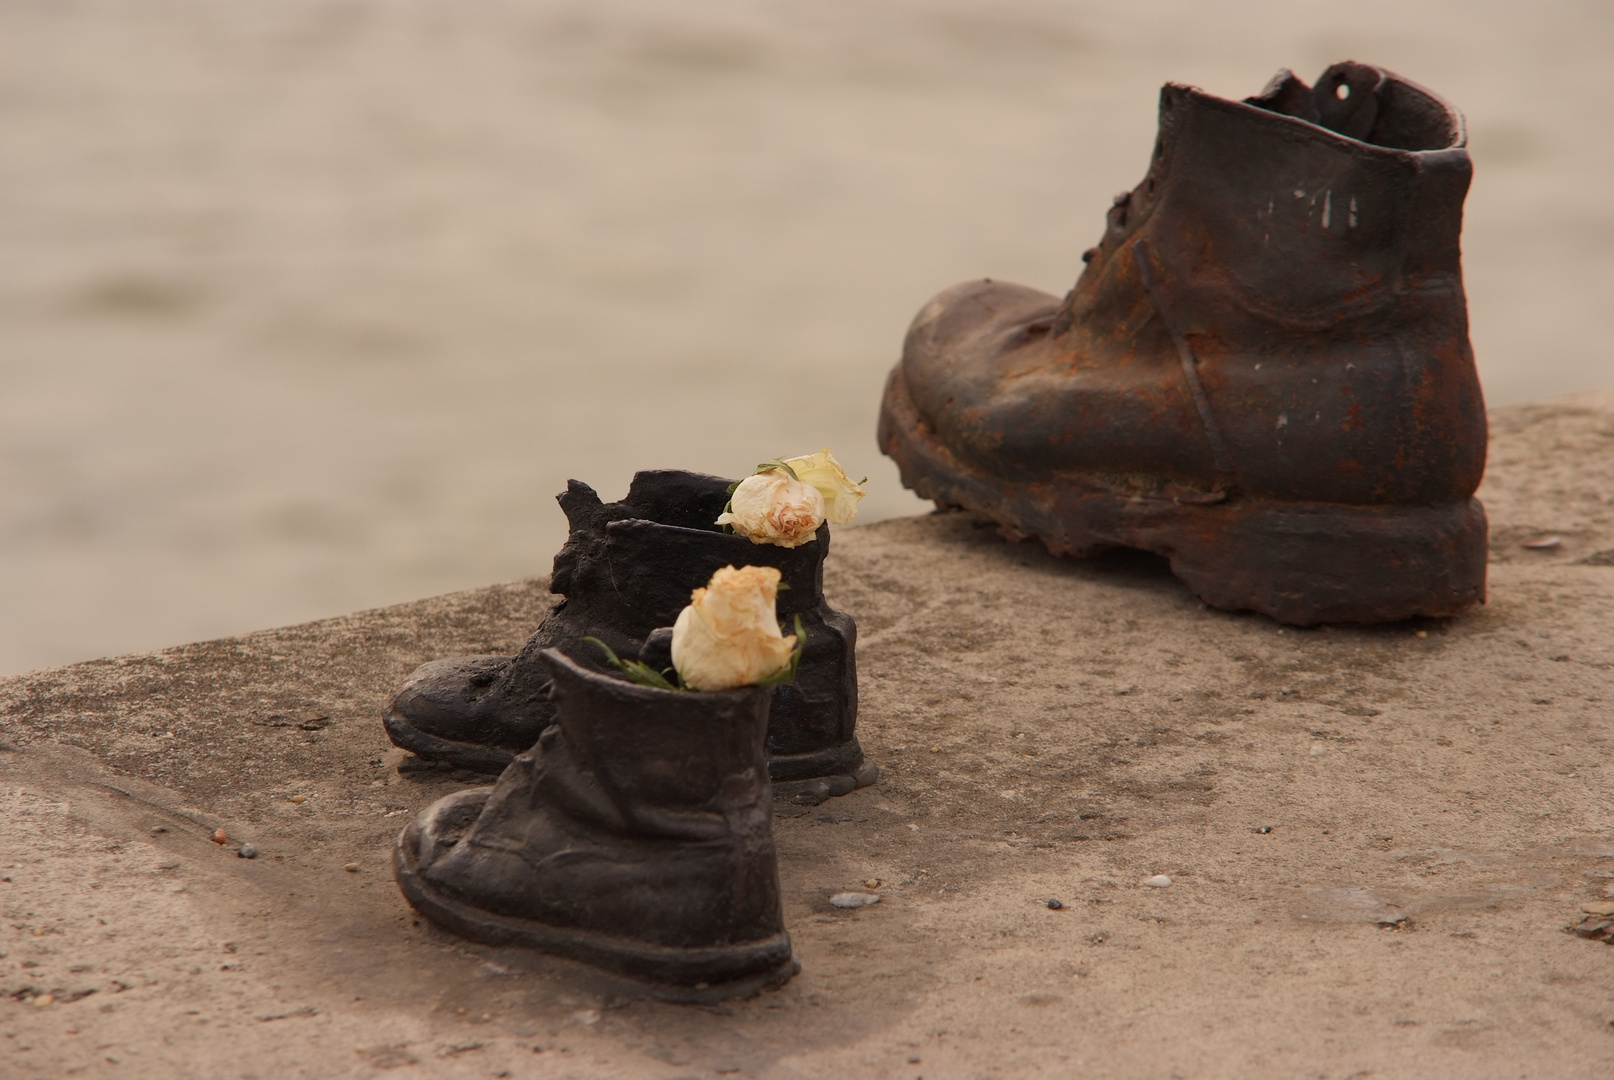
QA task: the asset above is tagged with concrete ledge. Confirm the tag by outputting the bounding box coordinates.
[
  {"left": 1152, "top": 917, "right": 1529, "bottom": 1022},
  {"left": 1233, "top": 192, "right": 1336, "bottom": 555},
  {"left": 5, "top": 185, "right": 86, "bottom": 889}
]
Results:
[{"left": 4, "top": 390, "right": 1614, "bottom": 1078}]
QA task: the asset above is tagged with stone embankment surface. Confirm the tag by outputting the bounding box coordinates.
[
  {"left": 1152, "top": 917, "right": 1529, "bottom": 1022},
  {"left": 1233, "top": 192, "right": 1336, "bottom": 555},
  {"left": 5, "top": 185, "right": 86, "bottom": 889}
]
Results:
[{"left": 3, "top": 390, "right": 1613, "bottom": 1078}]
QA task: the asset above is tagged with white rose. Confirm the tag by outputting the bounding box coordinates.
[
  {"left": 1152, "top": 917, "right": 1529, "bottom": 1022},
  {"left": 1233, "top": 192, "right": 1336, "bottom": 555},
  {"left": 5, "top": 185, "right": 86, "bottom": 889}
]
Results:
[
  {"left": 783, "top": 448, "right": 866, "bottom": 526},
  {"left": 671, "top": 565, "right": 798, "bottom": 691},
  {"left": 715, "top": 471, "right": 825, "bottom": 548}
]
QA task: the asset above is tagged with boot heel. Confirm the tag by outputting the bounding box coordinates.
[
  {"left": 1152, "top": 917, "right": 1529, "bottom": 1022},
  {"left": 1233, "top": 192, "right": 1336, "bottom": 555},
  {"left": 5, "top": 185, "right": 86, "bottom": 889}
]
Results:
[{"left": 1158, "top": 497, "right": 1487, "bottom": 625}]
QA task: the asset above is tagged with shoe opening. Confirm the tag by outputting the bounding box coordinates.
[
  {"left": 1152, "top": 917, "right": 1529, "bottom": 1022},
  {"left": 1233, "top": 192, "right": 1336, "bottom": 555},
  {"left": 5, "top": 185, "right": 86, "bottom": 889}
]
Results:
[{"left": 1246, "top": 61, "right": 1462, "bottom": 152}]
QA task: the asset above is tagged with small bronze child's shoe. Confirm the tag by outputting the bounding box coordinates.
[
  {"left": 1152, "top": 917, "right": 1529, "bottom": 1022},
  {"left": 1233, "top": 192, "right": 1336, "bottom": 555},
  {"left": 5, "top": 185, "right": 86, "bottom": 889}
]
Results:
[
  {"left": 394, "top": 649, "right": 797, "bottom": 1000},
  {"left": 384, "top": 470, "right": 869, "bottom": 799}
]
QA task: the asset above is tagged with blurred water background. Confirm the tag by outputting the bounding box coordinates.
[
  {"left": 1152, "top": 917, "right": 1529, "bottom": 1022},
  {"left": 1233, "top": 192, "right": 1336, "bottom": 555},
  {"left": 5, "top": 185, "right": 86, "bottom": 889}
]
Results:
[{"left": 2, "top": 0, "right": 1611, "bottom": 674}]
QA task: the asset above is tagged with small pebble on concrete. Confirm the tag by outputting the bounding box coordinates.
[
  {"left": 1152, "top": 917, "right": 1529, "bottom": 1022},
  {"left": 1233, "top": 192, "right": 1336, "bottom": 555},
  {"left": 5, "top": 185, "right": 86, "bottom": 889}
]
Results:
[
  {"left": 830, "top": 891, "right": 881, "bottom": 908},
  {"left": 1144, "top": 875, "right": 1173, "bottom": 888}
]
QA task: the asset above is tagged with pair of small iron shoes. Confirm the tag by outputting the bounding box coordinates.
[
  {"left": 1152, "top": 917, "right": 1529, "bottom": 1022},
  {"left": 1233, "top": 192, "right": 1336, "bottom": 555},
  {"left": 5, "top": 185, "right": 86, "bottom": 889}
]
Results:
[{"left": 390, "top": 470, "right": 870, "bottom": 999}]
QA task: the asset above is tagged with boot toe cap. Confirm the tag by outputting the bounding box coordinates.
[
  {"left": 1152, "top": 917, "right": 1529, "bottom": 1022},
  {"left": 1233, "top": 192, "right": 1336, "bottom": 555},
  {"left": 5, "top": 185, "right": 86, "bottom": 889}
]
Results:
[
  {"left": 386, "top": 655, "right": 545, "bottom": 752},
  {"left": 900, "top": 279, "right": 1064, "bottom": 466}
]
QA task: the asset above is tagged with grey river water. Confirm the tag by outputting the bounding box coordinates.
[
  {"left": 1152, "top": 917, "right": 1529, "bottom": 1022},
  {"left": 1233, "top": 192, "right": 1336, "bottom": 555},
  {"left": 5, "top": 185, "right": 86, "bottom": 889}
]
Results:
[{"left": 2, "top": 0, "right": 1611, "bottom": 674}]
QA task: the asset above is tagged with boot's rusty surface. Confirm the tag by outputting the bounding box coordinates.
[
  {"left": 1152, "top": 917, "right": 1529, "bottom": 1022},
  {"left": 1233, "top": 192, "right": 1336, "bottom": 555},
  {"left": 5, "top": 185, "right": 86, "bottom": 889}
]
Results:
[
  {"left": 394, "top": 650, "right": 797, "bottom": 1001},
  {"left": 878, "top": 62, "right": 1488, "bottom": 625}
]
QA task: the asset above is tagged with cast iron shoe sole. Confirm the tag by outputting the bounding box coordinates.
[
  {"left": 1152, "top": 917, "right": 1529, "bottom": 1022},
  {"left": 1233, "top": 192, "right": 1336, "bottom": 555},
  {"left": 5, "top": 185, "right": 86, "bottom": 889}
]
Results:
[
  {"left": 394, "top": 788, "right": 800, "bottom": 1003},
  {"left": 384, "top": 680, "right": 879, "bottom": 804},
  {"left": 381, "top": 716, "right": 520, "bottom": 776},
  {"left": 880, "top": 362, "right": 1487, "bottom": 626}
]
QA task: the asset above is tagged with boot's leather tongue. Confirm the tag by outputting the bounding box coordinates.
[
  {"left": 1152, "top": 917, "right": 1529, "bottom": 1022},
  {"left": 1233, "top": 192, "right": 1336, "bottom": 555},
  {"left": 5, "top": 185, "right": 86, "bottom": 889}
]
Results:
[
  {"left": 1246, "top": 68, "right": 1319, "bottom": 123},
  {"left": 623, "top": 470, "right": 734, "bottom": 531},
  {"left": 1313, "top": 61, "right": 1388, "bottom": 141}
]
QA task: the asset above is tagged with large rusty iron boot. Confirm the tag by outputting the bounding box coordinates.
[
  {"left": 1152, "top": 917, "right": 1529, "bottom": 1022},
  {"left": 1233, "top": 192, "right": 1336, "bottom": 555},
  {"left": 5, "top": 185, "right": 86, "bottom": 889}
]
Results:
[
  {"left": 384, "top": 470, "right": 870, "bottom": 802},
  {"left": 878, "top": 62, "right": 1487, "bottom": 625},
  {"left": 395, "top": 650, "right": 797, "bottom": 1000}
]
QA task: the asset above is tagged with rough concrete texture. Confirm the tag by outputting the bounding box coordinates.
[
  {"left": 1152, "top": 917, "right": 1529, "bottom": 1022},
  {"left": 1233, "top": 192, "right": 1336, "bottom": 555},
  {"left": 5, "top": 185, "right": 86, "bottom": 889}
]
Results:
[{"left": 3, "top": 390, "right": 1614, "bottom": 1079}]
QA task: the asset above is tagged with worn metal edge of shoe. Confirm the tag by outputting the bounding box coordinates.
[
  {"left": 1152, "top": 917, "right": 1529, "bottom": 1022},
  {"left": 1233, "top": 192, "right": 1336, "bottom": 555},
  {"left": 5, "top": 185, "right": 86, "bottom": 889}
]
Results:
[
  {"left": 385, "top": 706, "right": 875, "bottom": 796},
  {"left": 381, "top": 710, "right": 529, "bottom": 775}
]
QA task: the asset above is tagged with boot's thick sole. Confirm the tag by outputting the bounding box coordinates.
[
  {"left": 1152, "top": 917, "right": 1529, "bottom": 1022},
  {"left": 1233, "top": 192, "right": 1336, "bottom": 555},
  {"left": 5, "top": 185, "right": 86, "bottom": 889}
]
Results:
[
  {"left": 394, "top": 790, "right": 799, "bottom": 1003},
  {"left": 382, "top": 707, "right": 527, "bottom": 775},
  {"left": 386, "top": 697, "right": 878, "bottom": 804},
  {"left": 880, "top": 365, "right": 1487, "bottom": 626},
  {"left": 771, "top": 755, "right": 880, "bottom": 805}
]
